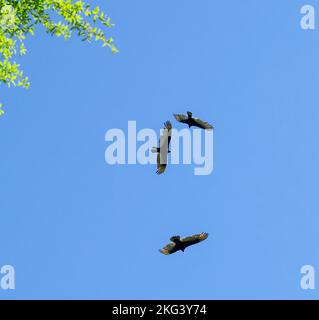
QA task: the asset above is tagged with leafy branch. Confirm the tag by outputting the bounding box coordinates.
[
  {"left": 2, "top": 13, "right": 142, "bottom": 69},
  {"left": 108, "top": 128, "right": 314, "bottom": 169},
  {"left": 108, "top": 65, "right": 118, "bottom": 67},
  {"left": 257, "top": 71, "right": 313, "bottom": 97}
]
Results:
[{"left": 0, "top": 0, "right": 117, "bottom": 115}]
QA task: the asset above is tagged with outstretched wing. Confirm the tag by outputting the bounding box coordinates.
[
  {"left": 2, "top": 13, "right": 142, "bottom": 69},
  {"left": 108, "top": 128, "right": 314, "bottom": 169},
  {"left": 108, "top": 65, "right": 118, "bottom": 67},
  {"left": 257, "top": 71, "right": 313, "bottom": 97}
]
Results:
[
  {"left": 193, "top": 118, "right": 214, "bottom": 130},
  {"left": 159, "top": 121, "right": 172, "bottom": 149},
  {"left": 173, "top": 113, "right": 188, "bottom": 124},
  {"left": 156, "top": 121, "right": 171, "bottom": 174},
  {"left": 181, "top": 232, "right": 209, "bottom": 248},
  {"left": 159, "top": 242, "right": 179, "bottom": 255}
]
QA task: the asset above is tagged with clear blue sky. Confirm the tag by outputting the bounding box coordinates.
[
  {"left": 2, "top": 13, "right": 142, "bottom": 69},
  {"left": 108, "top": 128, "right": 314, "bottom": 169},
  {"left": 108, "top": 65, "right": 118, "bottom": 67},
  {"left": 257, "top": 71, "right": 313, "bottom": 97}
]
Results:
[{"left": 1, "top": 0, "right": 319, "bottom": 299}]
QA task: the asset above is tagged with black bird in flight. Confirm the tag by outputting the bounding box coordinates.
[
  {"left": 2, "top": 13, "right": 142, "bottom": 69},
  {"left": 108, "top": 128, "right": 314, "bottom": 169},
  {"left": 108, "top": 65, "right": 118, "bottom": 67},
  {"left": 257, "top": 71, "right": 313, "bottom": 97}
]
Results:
[
  {"left": 151, "top": 121, "right": 172, "bottom": 175},
  {"left": 159, "top": 232, "right": 209, "bottom": 255},
  {"left": 174, "top": 111, "right": 214, "bottom": 130}
]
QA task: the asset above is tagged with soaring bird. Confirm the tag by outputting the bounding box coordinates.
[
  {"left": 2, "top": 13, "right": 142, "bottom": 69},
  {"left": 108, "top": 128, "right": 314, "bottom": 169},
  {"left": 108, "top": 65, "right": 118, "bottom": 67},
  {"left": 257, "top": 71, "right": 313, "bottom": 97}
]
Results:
[
  {"left": 159, "top": 232, "right": 208, "bottom": 255},
  {"left": 173, "top": 111, "right": 214, "bottom": 130},
  {"left": 151, "top": 121, "right": 172, "bottom": 175}
]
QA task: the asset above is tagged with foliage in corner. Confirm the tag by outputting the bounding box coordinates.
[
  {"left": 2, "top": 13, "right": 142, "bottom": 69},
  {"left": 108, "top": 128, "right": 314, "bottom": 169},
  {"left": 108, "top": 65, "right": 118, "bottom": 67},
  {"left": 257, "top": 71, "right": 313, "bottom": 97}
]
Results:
[{"left": 0, "top": 0, "right": 117, "bottom": 115}]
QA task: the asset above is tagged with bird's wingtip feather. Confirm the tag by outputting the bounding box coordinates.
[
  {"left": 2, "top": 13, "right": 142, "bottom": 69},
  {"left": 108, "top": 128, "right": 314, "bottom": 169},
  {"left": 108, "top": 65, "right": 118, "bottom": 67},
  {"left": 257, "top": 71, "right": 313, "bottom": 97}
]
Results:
[{"left": 159, "top": 249, "right": 169, "bottom": 255}]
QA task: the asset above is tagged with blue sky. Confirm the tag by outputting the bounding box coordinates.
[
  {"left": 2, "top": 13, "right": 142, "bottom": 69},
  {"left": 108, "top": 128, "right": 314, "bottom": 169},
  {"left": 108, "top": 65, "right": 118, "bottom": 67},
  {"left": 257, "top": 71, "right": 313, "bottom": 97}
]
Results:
[{"left": 1, "top": 0, "right": 319, "bottom": 299}]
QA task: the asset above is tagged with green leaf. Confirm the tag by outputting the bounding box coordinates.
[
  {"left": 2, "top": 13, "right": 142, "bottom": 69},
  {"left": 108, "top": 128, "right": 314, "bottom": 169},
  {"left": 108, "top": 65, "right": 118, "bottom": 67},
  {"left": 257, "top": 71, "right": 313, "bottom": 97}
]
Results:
[{"left": 0, "top": 0, "right": 117, "bottom": 115}]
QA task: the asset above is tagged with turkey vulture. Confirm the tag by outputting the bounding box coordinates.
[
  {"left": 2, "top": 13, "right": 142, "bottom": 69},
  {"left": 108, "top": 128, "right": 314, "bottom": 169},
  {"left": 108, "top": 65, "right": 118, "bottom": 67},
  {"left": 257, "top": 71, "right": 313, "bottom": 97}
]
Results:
[
  {"left": 159, "top": 232, "right": 208, "bottom": 255},
  {"left": 173, "top": 111, "right": 214, "bottom": 130},
  {"left": 151, "top": 121, "right": 172, "bottom": 175}
]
